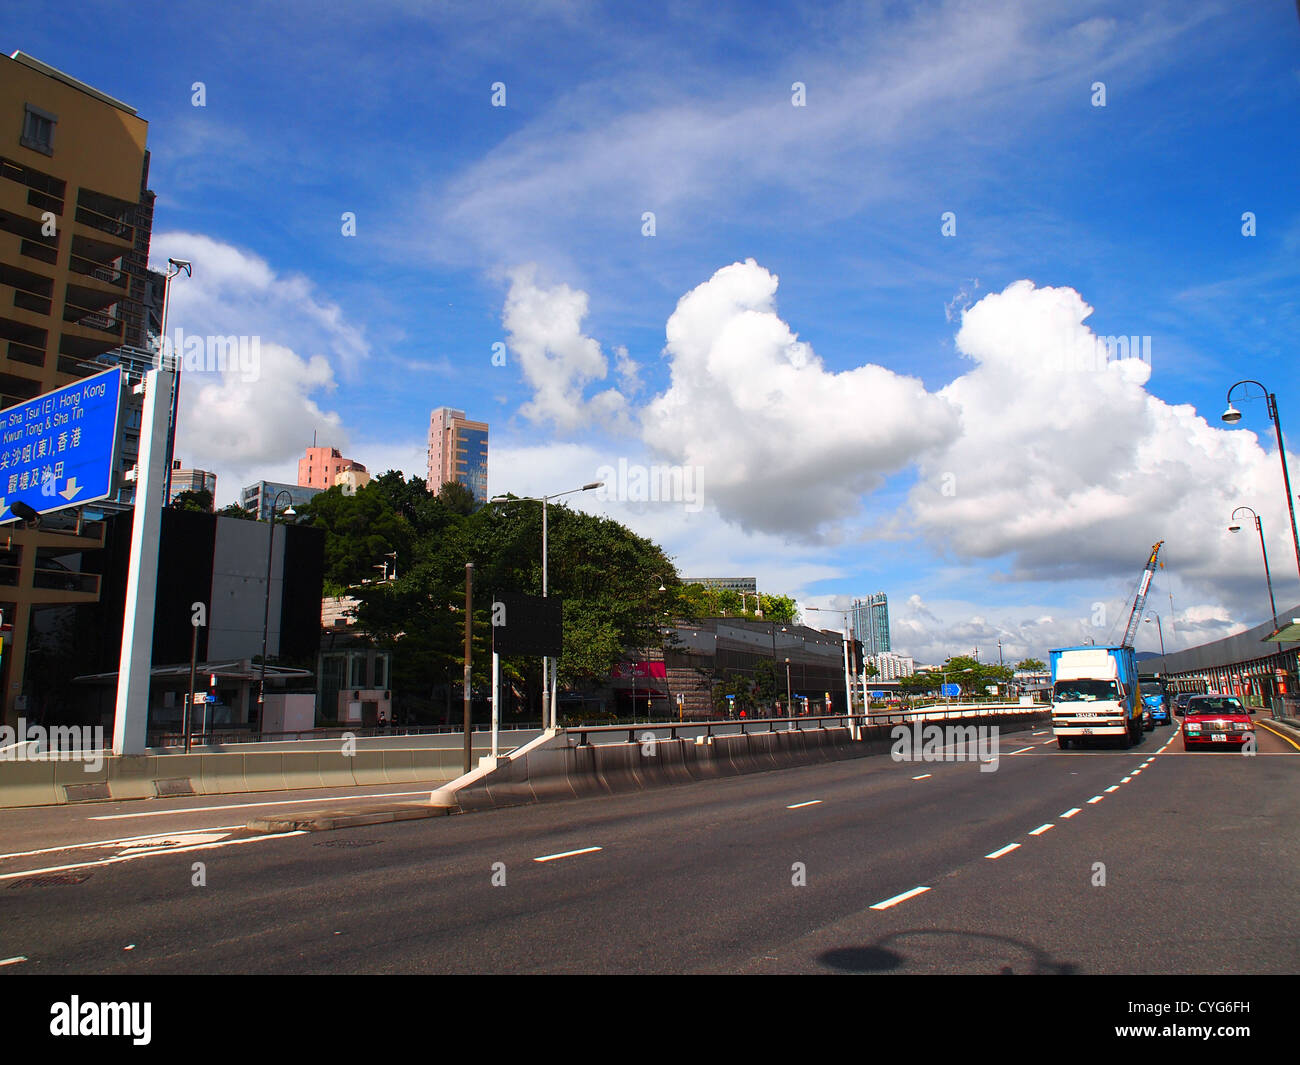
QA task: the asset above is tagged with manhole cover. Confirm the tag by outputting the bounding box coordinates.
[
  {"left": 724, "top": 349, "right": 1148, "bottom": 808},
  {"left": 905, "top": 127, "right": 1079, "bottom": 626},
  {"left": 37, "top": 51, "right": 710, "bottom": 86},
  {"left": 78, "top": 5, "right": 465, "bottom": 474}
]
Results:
[
  {"left": 8, "top": 872, "right": 93, "bottom": 888},
  {"left": 313, "top": 839, "right": 381, "bottom": 848}
]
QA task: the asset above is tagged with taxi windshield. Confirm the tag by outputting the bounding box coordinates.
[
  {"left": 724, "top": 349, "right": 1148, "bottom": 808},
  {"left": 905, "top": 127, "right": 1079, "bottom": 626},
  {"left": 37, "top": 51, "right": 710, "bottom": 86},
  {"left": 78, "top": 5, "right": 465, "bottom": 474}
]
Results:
[
  {"left": 1187, "top": 697, "right": 1243, "bottom": 714},
  {"left": 1054, "top": 680, "right": 1118, "bottom": 702}
]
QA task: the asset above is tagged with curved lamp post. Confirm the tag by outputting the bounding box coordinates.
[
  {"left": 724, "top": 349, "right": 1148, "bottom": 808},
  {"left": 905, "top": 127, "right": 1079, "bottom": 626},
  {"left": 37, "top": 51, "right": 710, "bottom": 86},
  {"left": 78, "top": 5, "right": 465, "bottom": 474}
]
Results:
[
  {"left": 158, "top": 257, "right": 192, "bottom": 505},
  {"left": 258, "top": 490, "right": 295, "bottom": 731},
  {"left": 1228, "top": 506, "right": 1279, "bottom": 632},
  {"left": 489, "top": 481, "right": 603, "bottom": 729},
  {"left": 1223, "top": 381, "right": 1300, "bottom": 581}
]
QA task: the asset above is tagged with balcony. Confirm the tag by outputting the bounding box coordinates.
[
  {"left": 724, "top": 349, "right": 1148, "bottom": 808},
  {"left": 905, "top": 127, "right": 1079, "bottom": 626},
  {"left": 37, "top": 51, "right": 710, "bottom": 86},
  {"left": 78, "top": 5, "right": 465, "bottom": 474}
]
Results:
[
  {"left": 74, "top": 203, "right": 133, "bottom": 244},
  {"left": 62, "top": 299, "right": 123, "bottom": 338},
  {"left": 68, "top": 252, "right": 127, "bottom": 290},
  {"left": 32, "top": 567, "right": 101, "bottom": 596},
  {"left": 6, "top": 340, "right": 45, "bottom": 367}
]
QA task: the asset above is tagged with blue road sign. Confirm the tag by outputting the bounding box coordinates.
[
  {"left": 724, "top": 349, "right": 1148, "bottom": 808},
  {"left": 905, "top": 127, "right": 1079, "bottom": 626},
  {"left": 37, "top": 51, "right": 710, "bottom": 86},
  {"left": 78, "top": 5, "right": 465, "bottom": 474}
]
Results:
[
  {"left": 871, "top": 690, "right": 886, "bottom": 698},
  {"left": 940, "top": 682, "right": 961, "bottom": 697},
  {"left": 0, "top": 367, "right": 121, "bottom": 523}
]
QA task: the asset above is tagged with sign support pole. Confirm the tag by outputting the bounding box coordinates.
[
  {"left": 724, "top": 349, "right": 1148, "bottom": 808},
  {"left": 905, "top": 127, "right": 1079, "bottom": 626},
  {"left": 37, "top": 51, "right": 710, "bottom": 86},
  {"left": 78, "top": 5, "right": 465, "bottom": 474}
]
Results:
[
  {"left": 491, "top": 650, "right": 500, "bottom": 761},
  {"left": 113, "top": 366, "right": 173, "bottom": 756}
]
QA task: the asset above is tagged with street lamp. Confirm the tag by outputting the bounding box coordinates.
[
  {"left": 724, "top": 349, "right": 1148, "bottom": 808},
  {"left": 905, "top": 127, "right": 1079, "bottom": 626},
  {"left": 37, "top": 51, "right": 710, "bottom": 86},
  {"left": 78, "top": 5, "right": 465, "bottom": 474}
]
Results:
[
  {"left": 258, "top": 489, "right": 296, "bottom": 732},
  {"left": 1222, "top": 380, "right": 1300, "bottom": 581},
  {"left": 1228, "top": 506, "right": 1279, "bottom": 632},
  {"left": 489, "top": 481, "right": 603, "bottom": 729},
  {"left": 804, "top": 605, "right": 858, "bottom": 714},
  {"left": 158, "top": 257, "right": 192, "bottom": 505}
]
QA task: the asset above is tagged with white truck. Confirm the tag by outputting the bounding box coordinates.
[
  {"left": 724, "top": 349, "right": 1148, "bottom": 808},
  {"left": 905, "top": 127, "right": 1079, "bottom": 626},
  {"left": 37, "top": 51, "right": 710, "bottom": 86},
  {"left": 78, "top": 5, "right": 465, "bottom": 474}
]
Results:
[{"left": 1049, "top": 645, "right": 1142, "bottom": 750}]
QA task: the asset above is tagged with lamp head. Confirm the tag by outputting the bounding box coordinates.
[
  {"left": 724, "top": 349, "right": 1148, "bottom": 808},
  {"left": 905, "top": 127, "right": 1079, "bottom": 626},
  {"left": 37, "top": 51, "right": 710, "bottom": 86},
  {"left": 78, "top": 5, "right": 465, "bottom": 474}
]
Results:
[
  {"left": 1227, "top": 522, "right": 1241, "bottom": 533},
  {"left": 1221, "top": 404, "right": 1242, "bottom": 424}
]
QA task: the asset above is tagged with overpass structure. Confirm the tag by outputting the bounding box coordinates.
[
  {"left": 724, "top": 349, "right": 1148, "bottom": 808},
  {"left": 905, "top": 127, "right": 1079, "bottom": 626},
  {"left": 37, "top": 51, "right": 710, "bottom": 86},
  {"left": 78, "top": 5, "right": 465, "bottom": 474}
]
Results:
[{"left": 1151, "top": 603, "right": 1300, "bottom": 715}]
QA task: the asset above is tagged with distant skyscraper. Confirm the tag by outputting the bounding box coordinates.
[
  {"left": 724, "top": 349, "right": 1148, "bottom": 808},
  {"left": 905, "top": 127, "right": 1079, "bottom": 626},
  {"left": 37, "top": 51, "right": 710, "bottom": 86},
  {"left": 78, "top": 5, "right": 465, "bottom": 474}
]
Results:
[
  {"left": 852, "top": 593, "right": 891, "bottom": 656},
  {"left": 427, "top": 408, "right": 488, "bottom": 502}
]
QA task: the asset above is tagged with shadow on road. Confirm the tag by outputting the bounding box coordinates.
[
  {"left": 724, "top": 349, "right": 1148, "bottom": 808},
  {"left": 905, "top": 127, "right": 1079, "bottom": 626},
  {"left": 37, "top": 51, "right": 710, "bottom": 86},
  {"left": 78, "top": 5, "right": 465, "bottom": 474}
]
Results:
[{"left": 818, "top": 929, "right": 1080, "bottom": 975}]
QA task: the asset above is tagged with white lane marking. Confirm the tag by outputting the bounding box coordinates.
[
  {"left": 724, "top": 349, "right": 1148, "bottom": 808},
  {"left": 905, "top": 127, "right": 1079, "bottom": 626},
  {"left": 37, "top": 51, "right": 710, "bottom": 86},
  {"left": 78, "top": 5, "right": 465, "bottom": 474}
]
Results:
[
  {"left": 1028, "top": 823, "right": 1053, "bottom": 836},
  {"left": 0, "top": 831, "right": 306, "bottom": 881},
  {"left": 533, "top": 846, "right": 602, "bottom": 863},
  {"left": 870, "top": 886, "right": 930, "bottom": 910},
  {"left": 1009, "top": 746, "right": 1034, "bottom": 755},
  {"left": 1104, "top": 785, "right": 1120, "bottom": 792},
  {"left": 911, "top": 774, "right": 932, "bottom": 780},
  {"left": 1032, "top": 731, "right": 1048, "bottom": 736},
  {"left": 0, "top": 825, "right": 245, "bottom": 863},
  {"left": 985, "top": 843, "right": 1021, "bottom": 859},
  {"left": 1060, "top": 808, "right": 1082, "bottom": 819},
  {"left": 786, "top": 800, "right": 823, "bottom": 809},
  {"left": 87, "top": 790, "right": 432, "bottom": 820},
  {"left": 1087, "top": 795, "right": 1104, "bottom": 804},
  {"left": 1121, "top": 776, "right": 1132, "bottom": 783},
  {"left": 0, "top": 956, "right": 27, "bottom": 966}
]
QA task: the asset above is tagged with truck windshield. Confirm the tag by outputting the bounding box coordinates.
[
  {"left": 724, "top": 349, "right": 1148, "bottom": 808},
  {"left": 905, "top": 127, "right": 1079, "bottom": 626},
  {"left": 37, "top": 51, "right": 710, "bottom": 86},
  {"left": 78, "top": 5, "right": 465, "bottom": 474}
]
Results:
[{"left": 1054, "top": 680, "right": 1118, "bottom": 702}]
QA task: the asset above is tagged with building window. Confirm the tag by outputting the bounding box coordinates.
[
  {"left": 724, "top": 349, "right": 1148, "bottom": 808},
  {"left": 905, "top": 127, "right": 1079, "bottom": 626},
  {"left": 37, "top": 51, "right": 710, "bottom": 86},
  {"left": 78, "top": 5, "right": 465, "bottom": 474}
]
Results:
[{"left": 21, "top": 104, "right": 56, "bottom": 156}]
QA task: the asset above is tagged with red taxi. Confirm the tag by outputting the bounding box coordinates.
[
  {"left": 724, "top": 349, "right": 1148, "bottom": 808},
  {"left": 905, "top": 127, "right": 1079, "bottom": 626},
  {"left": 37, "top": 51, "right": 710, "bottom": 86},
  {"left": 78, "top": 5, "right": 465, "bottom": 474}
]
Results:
[{"left": 1179, "top": 694, "right": 1254, "bottom": 751}]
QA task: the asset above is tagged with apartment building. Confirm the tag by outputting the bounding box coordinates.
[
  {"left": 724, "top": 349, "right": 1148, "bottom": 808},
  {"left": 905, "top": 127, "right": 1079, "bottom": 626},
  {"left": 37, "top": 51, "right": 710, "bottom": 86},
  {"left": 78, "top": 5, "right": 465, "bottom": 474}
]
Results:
[
  {"left": 427, "top": 407, "right": 487, "bottom": 503},
  {"left": 0, "top": 51, "right": 156, "bottom": 725},
  {"left": 297, "top": 445, "right": 366, "bottom": 492}
]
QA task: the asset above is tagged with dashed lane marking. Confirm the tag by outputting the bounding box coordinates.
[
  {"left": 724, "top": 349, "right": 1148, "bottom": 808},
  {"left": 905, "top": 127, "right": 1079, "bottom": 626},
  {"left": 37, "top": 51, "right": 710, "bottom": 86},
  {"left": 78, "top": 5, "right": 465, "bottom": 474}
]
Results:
[
  {"left": 985, "top": 843, "right": 1021, "bottom": 859},
  {"left": 870, "top": 886, "right": 931, "bottom": 910},
  {"left": 533, "top": 847, "right": 602, "bottom": 863},
  {"left": 1028, "top": 824, "right": 1053, "bottom": 836}
]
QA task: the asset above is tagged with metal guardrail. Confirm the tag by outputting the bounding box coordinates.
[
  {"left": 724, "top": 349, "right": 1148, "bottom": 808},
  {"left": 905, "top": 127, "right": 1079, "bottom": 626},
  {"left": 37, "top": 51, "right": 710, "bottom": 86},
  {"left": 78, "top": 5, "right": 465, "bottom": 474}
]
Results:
[
  {"left": 567, "top": 705, "right": 1045, "bottom": 746},
  {"left": 147, "top": 721, "right": 547, "bottom": 749}
]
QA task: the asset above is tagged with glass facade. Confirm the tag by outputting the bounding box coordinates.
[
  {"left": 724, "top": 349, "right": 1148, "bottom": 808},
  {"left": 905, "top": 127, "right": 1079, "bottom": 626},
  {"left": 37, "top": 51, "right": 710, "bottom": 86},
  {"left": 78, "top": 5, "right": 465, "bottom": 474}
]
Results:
[
  {"left": 458, "top": 426, "right": 489, "bottom": 503},
  {"left": 852, "top": 593, "right": 891, "bottom": 656}
]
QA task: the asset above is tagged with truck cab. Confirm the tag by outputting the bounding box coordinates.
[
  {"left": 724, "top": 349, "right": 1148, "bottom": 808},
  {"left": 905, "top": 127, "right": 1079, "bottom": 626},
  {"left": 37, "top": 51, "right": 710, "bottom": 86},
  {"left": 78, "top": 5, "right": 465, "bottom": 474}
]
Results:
[{"left": 1050, "top": 646, "right": 1143, "bottom": 749}]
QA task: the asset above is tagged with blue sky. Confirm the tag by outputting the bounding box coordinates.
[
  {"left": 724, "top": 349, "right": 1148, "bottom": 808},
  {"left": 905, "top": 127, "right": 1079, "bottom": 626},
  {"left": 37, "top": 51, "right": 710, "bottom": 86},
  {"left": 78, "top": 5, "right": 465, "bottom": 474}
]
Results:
[{"left": 10, "top": 0, "right": 1300, "bottom": 663}]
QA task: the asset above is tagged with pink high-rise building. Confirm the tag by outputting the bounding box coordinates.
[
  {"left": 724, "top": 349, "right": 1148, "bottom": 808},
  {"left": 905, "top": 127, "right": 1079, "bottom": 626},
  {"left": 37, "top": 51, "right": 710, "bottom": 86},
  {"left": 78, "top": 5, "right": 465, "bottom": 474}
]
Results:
[
  {"left": 298, "top": 446, "right": 367, "bottom": 491},
  {"left": 427, "top": 408, "right": 488, "bottom": 502}
]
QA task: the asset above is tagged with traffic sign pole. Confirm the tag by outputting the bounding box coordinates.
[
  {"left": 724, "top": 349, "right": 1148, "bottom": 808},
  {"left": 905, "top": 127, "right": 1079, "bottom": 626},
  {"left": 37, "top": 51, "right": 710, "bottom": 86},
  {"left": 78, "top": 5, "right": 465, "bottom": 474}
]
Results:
[{"left": 113, "top": 366, "right": 173, "bottom": 756}]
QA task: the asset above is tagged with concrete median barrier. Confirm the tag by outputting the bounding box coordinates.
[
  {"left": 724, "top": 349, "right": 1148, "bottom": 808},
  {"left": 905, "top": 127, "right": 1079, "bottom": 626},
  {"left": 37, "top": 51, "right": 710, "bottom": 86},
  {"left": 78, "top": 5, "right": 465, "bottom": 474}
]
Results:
[{"left": 0, "top": 759, "right": 61, "bottom": 807}]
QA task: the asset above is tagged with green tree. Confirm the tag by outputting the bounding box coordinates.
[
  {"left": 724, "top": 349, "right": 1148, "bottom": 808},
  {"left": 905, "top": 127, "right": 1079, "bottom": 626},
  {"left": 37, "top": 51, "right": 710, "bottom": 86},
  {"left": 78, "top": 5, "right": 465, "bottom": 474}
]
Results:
[
  {"left": 1016, "top": 657, "right": 1046, "bottom": 672},
  {"left": 215, "top": 501, "right": 255, "bottom": 520},
  {"left": 169, "top": 488, "right": 213, "bottom": 512},
  {"left": 437, "top": 480, "right": 477, "bottom": 516},
  {"left": 297, "top": 484, "right": 411, "bottom": 590}
]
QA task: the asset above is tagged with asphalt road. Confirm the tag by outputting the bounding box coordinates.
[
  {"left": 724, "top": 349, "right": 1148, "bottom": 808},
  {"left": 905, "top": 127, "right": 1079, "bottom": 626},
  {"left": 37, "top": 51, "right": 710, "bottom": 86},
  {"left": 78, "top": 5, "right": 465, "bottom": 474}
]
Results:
[{"left": 1, "top": 721, "right": 1296, "bottom": 974}]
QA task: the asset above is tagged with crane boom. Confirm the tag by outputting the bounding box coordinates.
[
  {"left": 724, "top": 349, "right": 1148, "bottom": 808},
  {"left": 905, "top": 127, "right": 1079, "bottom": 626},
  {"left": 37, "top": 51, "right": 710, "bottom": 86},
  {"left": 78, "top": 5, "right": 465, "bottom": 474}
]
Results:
[{"left": 1120, "top": 541, "right": 1164, "bottom": 649}]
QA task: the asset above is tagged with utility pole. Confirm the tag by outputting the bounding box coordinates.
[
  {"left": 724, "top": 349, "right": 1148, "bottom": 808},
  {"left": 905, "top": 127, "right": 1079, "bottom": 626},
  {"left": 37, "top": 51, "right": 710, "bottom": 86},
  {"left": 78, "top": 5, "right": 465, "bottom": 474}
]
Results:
[{"left": 463, "top": 562, "right": 473, "bottom": 774}]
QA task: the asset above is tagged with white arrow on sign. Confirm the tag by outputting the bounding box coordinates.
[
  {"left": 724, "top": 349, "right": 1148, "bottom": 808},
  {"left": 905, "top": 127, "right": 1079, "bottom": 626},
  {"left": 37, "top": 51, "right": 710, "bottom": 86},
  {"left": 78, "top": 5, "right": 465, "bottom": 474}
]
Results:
[
  {"left": 0, "top": 497, "right": 6, "bottom": 517},
  {"left": 59, "top": 478, "right": 81, "bottom": 500}
]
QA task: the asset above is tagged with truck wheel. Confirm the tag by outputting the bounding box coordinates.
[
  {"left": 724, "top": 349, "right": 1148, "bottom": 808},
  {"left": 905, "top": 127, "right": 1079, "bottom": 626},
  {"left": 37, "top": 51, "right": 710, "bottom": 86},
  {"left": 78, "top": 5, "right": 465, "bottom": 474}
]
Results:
[{"left": 1057, "top": 737, "right": 1070, "bottom": 750}]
